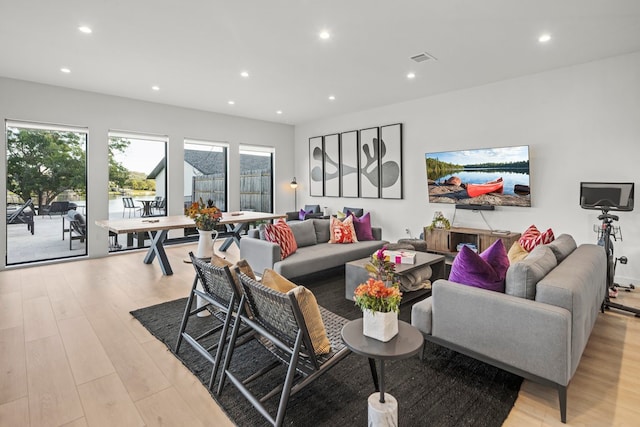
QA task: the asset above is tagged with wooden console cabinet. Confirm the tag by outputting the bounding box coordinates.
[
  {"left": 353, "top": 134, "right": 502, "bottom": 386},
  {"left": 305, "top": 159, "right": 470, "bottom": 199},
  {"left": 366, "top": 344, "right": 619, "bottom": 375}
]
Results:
[{"left": 423, "top": 226, "right": 521, "bottom": 257}]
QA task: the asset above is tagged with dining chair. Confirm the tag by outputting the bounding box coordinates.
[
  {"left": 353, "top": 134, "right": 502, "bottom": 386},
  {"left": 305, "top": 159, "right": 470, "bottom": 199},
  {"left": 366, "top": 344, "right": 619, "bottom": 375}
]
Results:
[
  {"left": 122, "top": 197, "right": 142, "bottom": 218},
  {"left": 217, "top": 269, "right": 351, "bottom": 427},
  {"left": 175, "top": 252, "right": 247, "bottom": 389}
]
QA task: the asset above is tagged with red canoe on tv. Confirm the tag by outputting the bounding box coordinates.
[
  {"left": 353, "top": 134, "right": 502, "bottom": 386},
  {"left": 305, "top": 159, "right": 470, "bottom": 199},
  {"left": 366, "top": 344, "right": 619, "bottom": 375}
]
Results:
[{"left": 466, "top": 177, "right": 504, "bottom": 198}]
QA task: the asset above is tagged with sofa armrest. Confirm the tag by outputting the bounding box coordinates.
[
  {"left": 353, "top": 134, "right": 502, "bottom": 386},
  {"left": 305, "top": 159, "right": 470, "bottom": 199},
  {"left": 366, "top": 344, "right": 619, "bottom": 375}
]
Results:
[
  {"left": 414, "top": 279, "right": 572, "bottom": 385},
  {"left": 240, "top": 236, "right": 282, "bottom": 275},
  {"left": 371, "top": 227, "right": 382, "bottom": 241}
]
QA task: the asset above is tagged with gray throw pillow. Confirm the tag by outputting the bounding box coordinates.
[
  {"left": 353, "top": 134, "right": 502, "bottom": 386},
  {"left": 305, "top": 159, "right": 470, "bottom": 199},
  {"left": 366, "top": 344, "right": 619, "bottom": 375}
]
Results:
[
  {"left": 312, "top": 218, "right": 331, "bottom": 243},
  {"left": 288, "top": 220, "right": 317, "bottom": 248},
  {"left": 545, "top": 234, "right": 577, "bottom": 263},
  {"left": 505, "top": 245, "right": 557, "bottom": 300}
]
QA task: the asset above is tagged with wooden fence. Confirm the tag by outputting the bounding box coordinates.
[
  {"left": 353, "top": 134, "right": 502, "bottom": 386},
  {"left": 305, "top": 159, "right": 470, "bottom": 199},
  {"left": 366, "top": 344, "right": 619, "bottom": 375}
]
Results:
[{"left": 192, "top": 169, "right": 272, "bottom": 212}]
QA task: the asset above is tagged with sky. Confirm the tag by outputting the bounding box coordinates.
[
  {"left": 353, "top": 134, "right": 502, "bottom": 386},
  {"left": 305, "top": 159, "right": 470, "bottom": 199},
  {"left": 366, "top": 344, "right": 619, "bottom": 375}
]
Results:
[
  {"left": 425, "top": 145, "right": 529, "bottom": 166},
  {"left": 112, "top": 138, "right": 165, "bottom": 175}
]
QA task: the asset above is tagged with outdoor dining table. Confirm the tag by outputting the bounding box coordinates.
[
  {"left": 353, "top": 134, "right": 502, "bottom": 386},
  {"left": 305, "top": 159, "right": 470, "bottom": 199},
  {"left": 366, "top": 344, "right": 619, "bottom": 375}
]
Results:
[{"left": 95, "top": 211, "right": 286, "bottom": 275}]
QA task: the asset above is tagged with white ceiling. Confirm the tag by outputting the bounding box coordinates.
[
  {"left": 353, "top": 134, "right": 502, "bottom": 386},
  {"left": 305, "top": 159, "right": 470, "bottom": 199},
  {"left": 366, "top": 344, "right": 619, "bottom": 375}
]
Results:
[{"left": 2, "top": 1, "right": 640, "bottom": 125}]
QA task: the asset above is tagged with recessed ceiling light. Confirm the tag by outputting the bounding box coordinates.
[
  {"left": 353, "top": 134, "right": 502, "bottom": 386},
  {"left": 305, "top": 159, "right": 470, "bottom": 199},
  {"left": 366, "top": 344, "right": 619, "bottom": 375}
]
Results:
[
  {"left": 538, "top": 34, "right": 552, "bottom": 43},
  {"left": 328, "top": 95, "right": 335, "bottom": 101},
  {"left": 78, "top": 26, "right": 92, "bottom": 34},
  {"left": 319, "top": 30, "right": 330, "bottom": 40},
  {"left": 240, "top": 71, "right": 249, "bottom": 78},
  {"left": 276, "top": 110, "right": 283, "bottom": 115},
  {"left": 407, "top": 72, "right": 416, "bottom": 79},
  {"left": 228, "top": 100, "right": 235, "bottom": 105},
  {"left": 152, "top": 85, "right": 160, "bottom": 91},
  {"left": 60, "top": 67, "right": 71, "bottom": 73}
]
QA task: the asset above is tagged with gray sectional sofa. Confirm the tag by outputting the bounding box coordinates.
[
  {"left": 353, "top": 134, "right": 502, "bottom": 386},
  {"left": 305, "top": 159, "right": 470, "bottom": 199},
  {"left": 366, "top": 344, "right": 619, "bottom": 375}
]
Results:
[
  {"left": 240, "top": 218, "right": 388, "bottom": 279},
  {"left": 411, "top": 234, "right": 606, "bottom": 423}
]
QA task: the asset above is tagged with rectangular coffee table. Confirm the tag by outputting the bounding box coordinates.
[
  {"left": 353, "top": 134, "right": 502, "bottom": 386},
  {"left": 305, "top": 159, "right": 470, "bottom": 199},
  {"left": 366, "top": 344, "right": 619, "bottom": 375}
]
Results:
[{"left": 345, "top": 252, "right": 446, "bottom": 303}]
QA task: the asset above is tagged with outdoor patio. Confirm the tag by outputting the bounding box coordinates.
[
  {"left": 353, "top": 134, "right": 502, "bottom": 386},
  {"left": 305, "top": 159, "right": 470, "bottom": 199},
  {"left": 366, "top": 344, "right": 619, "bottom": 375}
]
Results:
[{"left": 6, "top": 198, "right": 162, "bottom": 265}]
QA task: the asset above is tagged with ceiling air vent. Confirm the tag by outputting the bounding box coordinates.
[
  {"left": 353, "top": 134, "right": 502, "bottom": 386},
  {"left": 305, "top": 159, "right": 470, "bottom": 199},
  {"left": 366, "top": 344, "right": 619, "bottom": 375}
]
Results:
[{"left": 410, "top": 51, "right": 438, "bottom": 63}]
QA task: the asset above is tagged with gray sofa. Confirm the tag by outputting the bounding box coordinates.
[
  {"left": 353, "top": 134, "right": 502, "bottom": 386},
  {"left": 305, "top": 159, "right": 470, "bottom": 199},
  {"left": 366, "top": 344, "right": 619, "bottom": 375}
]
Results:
[
  {"left": 411, "top": 234, "right": 606, "bottom": 423},
  {"left": 240, "top": 218, "right": 388, "bottom": 278}
]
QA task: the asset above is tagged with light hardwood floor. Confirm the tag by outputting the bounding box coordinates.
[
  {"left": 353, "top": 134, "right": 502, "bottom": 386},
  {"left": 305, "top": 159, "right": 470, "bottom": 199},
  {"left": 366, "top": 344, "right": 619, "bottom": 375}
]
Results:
[{"left": 1, "top": 242, "right": 639, "bottom": 426}]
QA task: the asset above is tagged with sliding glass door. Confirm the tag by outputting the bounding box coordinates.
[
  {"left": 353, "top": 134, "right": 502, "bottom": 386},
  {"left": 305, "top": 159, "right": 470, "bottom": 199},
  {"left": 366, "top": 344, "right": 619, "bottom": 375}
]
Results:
[{"left": 5, "top": 121, "right": 87, "bottom": 264}]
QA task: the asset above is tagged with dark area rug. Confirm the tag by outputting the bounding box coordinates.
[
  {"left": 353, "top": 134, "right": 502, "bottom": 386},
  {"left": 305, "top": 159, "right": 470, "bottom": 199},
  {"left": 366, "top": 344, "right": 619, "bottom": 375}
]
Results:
[{"left": 131, "top": 269, "right": 522, "bottom": 426}]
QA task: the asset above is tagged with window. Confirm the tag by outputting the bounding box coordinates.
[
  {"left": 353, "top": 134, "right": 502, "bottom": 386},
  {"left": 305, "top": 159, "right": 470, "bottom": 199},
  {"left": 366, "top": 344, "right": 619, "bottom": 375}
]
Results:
[
  {"left": 184, "top": 139, "right": 228, "bottom": 211},
  {"left": 239, "top": 145, "right": 274, "bottom": 213},
  {"left": 108, "top": 131, "right": 167, "bottom": 251},
  {"left": 5, "top": 120, "right": 87, "bottom": 264}
]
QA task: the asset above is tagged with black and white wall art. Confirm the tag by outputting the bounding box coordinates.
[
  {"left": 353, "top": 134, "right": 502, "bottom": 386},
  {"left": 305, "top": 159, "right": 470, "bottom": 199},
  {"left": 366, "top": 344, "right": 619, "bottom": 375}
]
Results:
[
  {"left": 323, "top": 133, "right": 340, "bottom": 197},
  {"left": 380, "top": 123, "right": 403, "bottom": 199},
  {"left": 309, "top": 136, "right": 324, "bottom": 197},
  {"left": 359, "top": 127, "right": 380, "bottom": 198},
  {"left": 340, "top": 130, "right": 359, "bottom": 198}
]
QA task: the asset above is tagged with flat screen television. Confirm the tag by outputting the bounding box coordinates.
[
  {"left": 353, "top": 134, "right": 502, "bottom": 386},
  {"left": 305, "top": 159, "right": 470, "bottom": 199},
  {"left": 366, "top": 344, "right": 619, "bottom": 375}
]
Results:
[
  {"left": 580, "top": 182, "right": 634, "bottom": 211},
  {"left": 425, "top": 145, "right": 531, "bottom": 207}
]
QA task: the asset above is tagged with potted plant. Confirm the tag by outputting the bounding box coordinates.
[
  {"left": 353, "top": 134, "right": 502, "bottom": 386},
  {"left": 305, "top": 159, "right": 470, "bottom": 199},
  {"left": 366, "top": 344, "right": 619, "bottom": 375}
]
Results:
[{"left": 354, "top": 250, "right": 403, "bottom": 342}]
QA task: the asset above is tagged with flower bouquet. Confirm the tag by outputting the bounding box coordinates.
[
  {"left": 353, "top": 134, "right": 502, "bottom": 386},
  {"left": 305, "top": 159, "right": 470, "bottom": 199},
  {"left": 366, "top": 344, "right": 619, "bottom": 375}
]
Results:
[
  {"left": 354, "top": 277, "right": 402, "bottom": 342},
  {"left": 185, "top": 198, "right": 222, "bottom": 231}
]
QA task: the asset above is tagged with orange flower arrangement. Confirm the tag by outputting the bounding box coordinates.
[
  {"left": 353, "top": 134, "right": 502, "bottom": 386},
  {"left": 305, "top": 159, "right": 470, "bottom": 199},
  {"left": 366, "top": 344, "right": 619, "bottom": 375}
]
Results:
[
  {"left": 354, "top": 278, "right": 402, "bottom": 313},
  {"left": 185, "top": 198, "right": 222, "bottom": 230}
]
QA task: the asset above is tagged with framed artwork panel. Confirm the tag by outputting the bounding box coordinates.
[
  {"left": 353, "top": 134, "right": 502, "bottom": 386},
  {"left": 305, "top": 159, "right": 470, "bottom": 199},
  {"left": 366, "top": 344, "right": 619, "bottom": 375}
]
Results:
[
  {"left": 380, "top": 123, "right": 403, "bottom": 199},
  {"left": 359, "top": 127, "right": 380, "bottom": 198},
  {"left": 309, "top": 136, "right": 324, "bottom": 197},
  {"left": 323, "top": 133, "right": 340, "bottom": 197},
  {"left": 340, "top": 130, "right": 359, "bottom": 198}
]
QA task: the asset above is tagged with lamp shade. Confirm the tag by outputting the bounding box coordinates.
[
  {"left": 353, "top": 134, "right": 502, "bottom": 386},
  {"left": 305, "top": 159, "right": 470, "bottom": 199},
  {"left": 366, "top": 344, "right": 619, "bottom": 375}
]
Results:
[{"left": 290, "top": 177, "right": 298, "bottom": 189}]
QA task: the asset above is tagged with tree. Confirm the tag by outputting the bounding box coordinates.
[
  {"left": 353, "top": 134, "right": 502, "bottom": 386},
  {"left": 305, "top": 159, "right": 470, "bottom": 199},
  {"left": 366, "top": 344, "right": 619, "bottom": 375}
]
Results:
[
  {"left": 108, "top": 137, "right": 131, "bottom": 189},
  {"left": 6, "top": 128, "right": 86, "bottom": 208}
]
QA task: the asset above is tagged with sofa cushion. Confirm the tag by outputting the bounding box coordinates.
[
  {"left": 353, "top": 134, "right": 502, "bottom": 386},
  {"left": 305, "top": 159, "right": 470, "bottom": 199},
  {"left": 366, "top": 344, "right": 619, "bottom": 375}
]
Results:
[
  {"left": 287, "top": 219, "right": 317, "bottom": 248},
  {"left": 545, "top": 234, "right": 577, "bottom": 263},
  {"left": 264, "top": 219, "right": 298, "bottom": 259},
  {"left": 507, "top": 241, "right": 529, "bottom": 263},
  {"left": 505, "top": 245, "right": 557, "bottom": 300},
  {"left": 304, "top": 204, "right": 321, "bottom": 214},
  {"left": 311, "top": 218, "right": 330, "bottom": 243},
  {"left": 519, "top": 224, "right": 555, "bottom": 252},
  {"left": 343, "top": 207, "right": 364, "bottom": 217},
  {"left": 261, "top": 269, "right": 331, "bottom": 355},
  {"left": 448, "top": 240, "right": 509, "bottom": 292},
  {"left": 329, "top": 216, "right": 358, "bottom": 244},
  {"left": 351, "top": 211, "right": 374, "bottom": 241}
]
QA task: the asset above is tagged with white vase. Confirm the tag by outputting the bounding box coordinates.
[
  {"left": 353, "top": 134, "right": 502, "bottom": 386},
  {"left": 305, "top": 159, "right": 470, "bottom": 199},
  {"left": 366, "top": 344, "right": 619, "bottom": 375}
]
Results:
[
  {"left": 195, "top": 229, "right": 217, "bottom": 259},
  {"left": 362, "top": 309, "right": 398, "bottom": 342}
]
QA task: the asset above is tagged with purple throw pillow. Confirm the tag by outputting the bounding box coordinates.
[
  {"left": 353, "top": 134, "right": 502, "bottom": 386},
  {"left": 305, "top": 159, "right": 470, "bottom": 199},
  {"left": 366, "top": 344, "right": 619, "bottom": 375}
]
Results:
[
  {"left": 299, "top": 208, "right": 313, "bottom": 221},
  {"left": 448, "top": 240, "right": 508, "bottom": 292},
  {"left": 350, "top": 212, "right": 374, "bottom": 241}
]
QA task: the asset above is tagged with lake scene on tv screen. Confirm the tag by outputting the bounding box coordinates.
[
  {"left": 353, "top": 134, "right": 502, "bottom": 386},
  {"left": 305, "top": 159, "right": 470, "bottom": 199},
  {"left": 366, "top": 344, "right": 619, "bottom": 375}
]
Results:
[{"left": 425, "top": 145, "right": 530, "bottom": 207}]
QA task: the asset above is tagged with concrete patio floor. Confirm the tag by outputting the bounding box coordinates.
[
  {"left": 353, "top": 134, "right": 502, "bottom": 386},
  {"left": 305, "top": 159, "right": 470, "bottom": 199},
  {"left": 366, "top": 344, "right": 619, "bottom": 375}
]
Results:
[{"left": 6, "top": 208, "right": 162, "bottom": 265}]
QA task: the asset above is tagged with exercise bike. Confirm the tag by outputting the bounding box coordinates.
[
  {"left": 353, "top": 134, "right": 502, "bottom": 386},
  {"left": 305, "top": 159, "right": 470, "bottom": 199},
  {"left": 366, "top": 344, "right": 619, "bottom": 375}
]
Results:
[{"left": 580, "top": 182, "right": 638, "bottom": 317}]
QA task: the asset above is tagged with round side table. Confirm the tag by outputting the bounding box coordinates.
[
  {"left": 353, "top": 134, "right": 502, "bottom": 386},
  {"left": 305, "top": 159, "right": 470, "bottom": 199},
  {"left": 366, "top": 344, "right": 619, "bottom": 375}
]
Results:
[{"left": 341, "top": 319, "right": 423, "bottom": 426}]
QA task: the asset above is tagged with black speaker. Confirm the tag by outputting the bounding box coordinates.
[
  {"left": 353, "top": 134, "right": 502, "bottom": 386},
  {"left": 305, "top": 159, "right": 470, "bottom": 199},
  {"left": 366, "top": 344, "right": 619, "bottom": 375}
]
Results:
[{"left": 455, "top": 204, "right": 495, "bottom": 211}]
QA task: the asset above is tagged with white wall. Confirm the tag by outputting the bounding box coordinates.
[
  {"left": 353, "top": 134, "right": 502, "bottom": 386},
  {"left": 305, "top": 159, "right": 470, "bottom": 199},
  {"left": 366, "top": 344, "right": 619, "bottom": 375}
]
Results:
[
  {"left": 295, "top": 52, "right": 640, "bottom": 283},
  {"left": 0, "top": 77, "right": 294, "bottom": 268}
]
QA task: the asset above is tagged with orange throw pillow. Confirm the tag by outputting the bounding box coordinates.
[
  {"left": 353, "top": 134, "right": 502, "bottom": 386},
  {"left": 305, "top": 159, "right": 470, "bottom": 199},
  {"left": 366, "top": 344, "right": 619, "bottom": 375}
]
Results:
[
  {"left": 329, "top": 216, "right": 358, "bottom": 244},
  {"left": 264, "top": 219, "right": 298, "bottom": 259}
]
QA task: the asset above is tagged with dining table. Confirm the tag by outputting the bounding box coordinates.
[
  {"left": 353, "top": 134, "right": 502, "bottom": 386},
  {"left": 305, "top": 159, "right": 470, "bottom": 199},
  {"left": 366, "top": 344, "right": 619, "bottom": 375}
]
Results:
[{"left": 95, "top": 211, "right": 286, "bottom": 275}]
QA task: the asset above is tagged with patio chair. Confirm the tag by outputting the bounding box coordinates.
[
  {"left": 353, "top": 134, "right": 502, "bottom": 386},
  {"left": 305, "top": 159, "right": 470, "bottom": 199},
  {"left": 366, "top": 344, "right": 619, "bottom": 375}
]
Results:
[
  {"left": 217, "top": 270, "right": 351, "bottom": 427},
  {"left": 63, "top": 210, "right": 86, "bottom": 250},
  {"left": 122, "top": 197, "right": 142, "bottom": 218},
  {"left": 152, "top": 196, "right": 165, "bottom": 214},
  {"left": 175, "top": 253, "right": 249, "bottom": 389},
  {"left": 7, "top": 198, "right": 35, "bottom": 235},
  {"left": 42, "top": 201, "right": 70, "bottom": 218}
]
